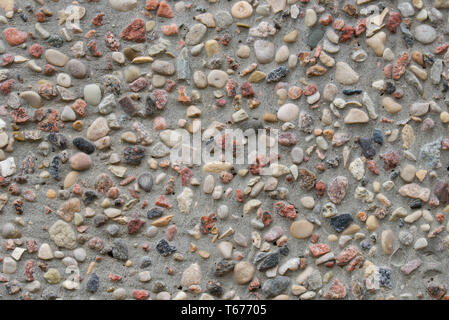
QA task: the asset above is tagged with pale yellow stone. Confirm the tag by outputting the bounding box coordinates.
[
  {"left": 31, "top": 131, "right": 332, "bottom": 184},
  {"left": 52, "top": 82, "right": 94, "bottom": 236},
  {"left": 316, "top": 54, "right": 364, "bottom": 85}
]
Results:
[
  {"left": 249, "top": 71, "right": 266, "bottom": 83},
  {"left": 416, "top": 169, "right": 427, "bottom": 182},
  {"left": 381, "top": 230, "right": 395, "bottom": 255},
  {"left": 409, "top": 65, "right": 428, "bottom": 80},
  {"left": 366, "top": 215, "right": 379, "bottom": 231},
  {"left": 366, "top": 31, "right": 386, "bottom": 56},
  {"left": 63, "top": 171, "right": 78, "bottom": 189},
  {"left": 412, "top": 0, "right": 423, "bottom": 9},
  {"left": 121, "top": 131, "right": 137, "bottom": 144},
  {"left": 205, "top": 40, "right": 219, "bottom": 57},
  {"left": 373, "top": 181, "right": 381, "bottom": 193},
  {"left": 441, "top": 111, "right": 449, "bottom": 123},
  {"left": 152, "top": 215, "right": 173, "bottom": 227},
  {"left": 382, "top": 97, "right": 402, "bottom": 114},
  {"left": 290, "top": 220, "right": 314, "bottom": 239},
  {"left": 341, "top": 224, "right": 361, "bottom": 235},
  {"left": 402, "top": 124, "right": 415, "bottom": 149},
  {"left": 146, "top": 21, "right": 155, "bottom": 32},
  {"left": 198, "top": 250, "right": 210, "bottom": 259},
  {"left": 283, "top": 30, "right": 298, "bottom": 43},
  {"left": 203, "top": 161, "right": 232, "bottom": 173},
  {"left": 132, "top": 56, "right": 153, "bottom": 64},
  {"left": 231, "top": 1, "right": 253, "bottom": 19}
]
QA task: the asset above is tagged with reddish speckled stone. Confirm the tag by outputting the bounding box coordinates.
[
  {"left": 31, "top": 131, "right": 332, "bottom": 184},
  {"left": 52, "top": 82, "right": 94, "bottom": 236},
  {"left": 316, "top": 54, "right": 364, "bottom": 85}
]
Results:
[
  {"left": 72, "top": 99, "right": 88, "bottom": 117},
  {"left": 367, "top": 160, "right": 380, "bottom": 175},
  {"left": 336, "top": 246, "right": 359, "bottom": 266},
  {"left": 381, "top": 151, "right": 399, "bottom": 170},
  {"left": 355, "top": 18, "right": 367, "bottom": 36},
  {"left": 133, "top": 290, "right": 150, "bottom": 300},
  {"left": 156, "top": 1, "right": 174, "bottom": 18},
  {"left": 200, "top": 213, "right": 217, "bottom": 234},
  {"left": 29, "top": 43, "right": 43, "bottom": 58},
  {"left": 386, "top": 12, "right": 402, "bottom": 33},
  {"left": 3, "top": 28, "right": 28, "bottom": 46},
  {"left": 309, "top": 243, "right": 330, "bottom": 258},
  {"left": 303, "top": 83, "right": 317, "bottom": 96},
  {"left": 2, "top": 54, "right": 14, "bottom": 66},
  {"left": 180, "top": 167, "right": 193, "bottom": 186},
  {"left": 0, "top": 79, "right": 14, "bottom": 95},
  {"left": 273, "top": 201, "right": 297, "bottom": 220},
  {"left": 339, "top": 26, "right": 355, "bottom": 43},
  {"left": 121, "top": 18, "right": 146, "bottom": 42},
  {"left": 128, "top": 218, "right": 145, "bottom": 234},
  {"left": 324, "top": 279, "right": 347, "bottom": 299},
  {"left": 240, "top": 82, "right": 254, "bottom": 97}
]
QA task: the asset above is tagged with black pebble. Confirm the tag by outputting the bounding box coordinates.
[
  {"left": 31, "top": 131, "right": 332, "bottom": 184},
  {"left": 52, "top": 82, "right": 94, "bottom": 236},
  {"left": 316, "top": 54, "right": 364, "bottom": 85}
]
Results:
[{"left": 73, "top": 137, "right": 95, "bottom": 154}]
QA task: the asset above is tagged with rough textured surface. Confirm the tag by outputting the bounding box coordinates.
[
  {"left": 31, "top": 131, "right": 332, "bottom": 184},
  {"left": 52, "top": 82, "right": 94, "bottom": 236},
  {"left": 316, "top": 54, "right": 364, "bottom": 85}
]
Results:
[{"left": 0, "top": 0, "right": 448, "bottom": 301}]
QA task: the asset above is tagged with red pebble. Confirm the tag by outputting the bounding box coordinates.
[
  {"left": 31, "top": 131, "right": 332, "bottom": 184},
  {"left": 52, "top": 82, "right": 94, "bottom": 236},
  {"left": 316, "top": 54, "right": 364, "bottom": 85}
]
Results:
[
  {"left": 262, "top": 211, "right": 272, "bottom": 227},
  {"left": 29, "top": 43, "right": 43, "bottom": 58},
  {"left": 109, "top": 273, "right": 122, "bottom": 281},
  {"left": 157, "top": 1, "right": 174, "bottom": 18},
  {"left": 436, "top": 44, "right": 449, "bottom": 55},
  {"left": 1, "top": 53, "right": 14, "bottom": 66},
  {"left": 153, "top": 89, "right": 168, "bottom": 109},
  {"left": 315, "top": 180, "right": 326, "bottom": 196},
  {"left": 0, "top": 79, "right": 14, "bottom": 95},
  {"left": 392, "top": 52, "right": 411, "bottom": 81},
  {"left": 355, "top": 18, "right": 367, "bottom": 36},
  {"left": 178, "top": 85, "right": 191, "bottom": 104},
  {"left": 240, "top": 82, "right": 255, "bottom": 97},
  {"left": 336, "top": 246, "right": 359, "bottom": 265},
  {"left": 319, "top": 14, "right": 333, "bottom": 26},
  {"left": 381, "top": 151, "right": 399, "bottom": 170},
  {"left": 273, "top": 201, "right": 297, "bottom": 220},
  {"left": 71, "top": 99, "right": 87, "bottom": 117},
  {"left": 200, "top": 213, "right": 217, "bottom": 234},
  {"left": 367, "top": 160, "right": 380, "bottom": 175},
  {"left": 324, "top": 279, "right": 347, "bottom": 299},
  {"left": 236, "top": 189, "right": 244, "bottom": 202},
  {"left": 383, "top": 64, "right": 393, "bottom": 79},
  {"left": 309, "top": 243, "right": 330, "bottom": 257},
  {"left": 216, "top": 98, "right": 226, "bottom": 107},
  {"left": 146, "top": 0, "right": 159, "bottom": 10},
  {"left": 161, "top": 24, "right": 178, "bottom": 36},
  {"left": 35, "top": 11, "right": 45, "bottom": 22},
  {"left": 129, "top": 77, "right": 147, "bottom": 92},
  {"left": 133, "top": 290, "right": 150, "bottom": 300},
  {"left": 121, "top": 18, "right": 146, "bottom": 42},
  {"left": 128, "top": 218, "right": 145, "bottom": 234},
  {"left": 226, "top": 79, "right": 237, "bottom": 97},
  {"left": 165, "top": 225, "right": 177, "bottom": 241},
  {"left": 153, "top": 116, "right": 166, "bottom": 130},
  {"left": 3, "top": 28, "right": 28, "bottom": 46},
  {"left": 180, "top": 167, "right": 193, "bottom": 186},
  {"left": 155, "top": 195, "right": 172, "bottom": 208},
  {"left": 386, "top": 12, "right": 402, "bottom": 33},
  {"left": 303, "top": 83, "right": 317, "bottom": 96},
  {"left": 92, "top": 13, "right": 105, "bottom": 26},
  {"left": 339, "top": 25, "right": 355, "bottom": 43},
  {"left": 72, "top": 184, "right": 83, "bottom": 195}
]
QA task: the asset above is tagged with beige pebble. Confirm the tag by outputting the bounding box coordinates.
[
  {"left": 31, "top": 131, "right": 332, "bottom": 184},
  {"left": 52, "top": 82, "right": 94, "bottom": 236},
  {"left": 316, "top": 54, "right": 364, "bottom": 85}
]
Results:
[{"left": 290, "top": 220, "right": 314, "bottom": 239}]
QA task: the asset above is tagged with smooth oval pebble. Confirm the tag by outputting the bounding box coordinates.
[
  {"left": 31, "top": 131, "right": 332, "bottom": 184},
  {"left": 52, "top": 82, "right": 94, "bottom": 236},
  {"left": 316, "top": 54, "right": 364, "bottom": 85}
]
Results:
[
  {"left": 69, "top": 152, "right": 92, "bottom": 171},
  {"left": 277, "top": 103, "right": 299, "bottom": 122},
  {"left": 290, "top": 220, "right": 314, "bottom": 239},
  {"left": 138, "top": 173, "right": 153, "bottom": 192},
  {"left": 231, "top": 1, "right": 253, "bottom": 19}
]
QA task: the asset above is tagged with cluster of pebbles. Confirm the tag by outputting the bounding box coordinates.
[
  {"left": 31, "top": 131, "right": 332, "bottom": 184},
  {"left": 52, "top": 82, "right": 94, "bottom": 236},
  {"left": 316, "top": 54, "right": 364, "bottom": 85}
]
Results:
[{"left": 2, "top": 0, "right": 449, "bottom": 300}]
